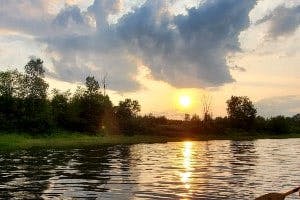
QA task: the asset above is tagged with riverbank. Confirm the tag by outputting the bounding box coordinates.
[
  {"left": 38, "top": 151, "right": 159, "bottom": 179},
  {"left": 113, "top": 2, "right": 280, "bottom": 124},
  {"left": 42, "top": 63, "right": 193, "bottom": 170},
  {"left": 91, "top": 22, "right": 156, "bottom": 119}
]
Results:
[{"left": 0, "top": 131, "right": 300, "bottom": 150}]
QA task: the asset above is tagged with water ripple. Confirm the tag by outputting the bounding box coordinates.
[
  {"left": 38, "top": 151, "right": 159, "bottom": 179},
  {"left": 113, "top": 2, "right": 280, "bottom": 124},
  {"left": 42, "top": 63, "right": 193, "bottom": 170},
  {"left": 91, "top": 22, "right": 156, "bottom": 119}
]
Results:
[{"left": 0, "top": 139, "right": 299, "bottom": 199}]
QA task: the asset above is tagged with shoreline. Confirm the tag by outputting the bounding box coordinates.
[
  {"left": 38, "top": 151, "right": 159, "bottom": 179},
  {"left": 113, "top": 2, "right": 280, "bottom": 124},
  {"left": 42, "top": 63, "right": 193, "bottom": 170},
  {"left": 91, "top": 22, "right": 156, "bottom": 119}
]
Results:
[{"left": 0, "top": 132, "right": 300, "bottom": 150}]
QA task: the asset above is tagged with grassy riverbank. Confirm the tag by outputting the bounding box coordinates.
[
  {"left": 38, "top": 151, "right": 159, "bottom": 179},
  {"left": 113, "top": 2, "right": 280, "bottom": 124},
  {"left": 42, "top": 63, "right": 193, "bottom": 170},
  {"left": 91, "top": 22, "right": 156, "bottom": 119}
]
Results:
[
  {"left": 0, "top": 132, "right": 171, "bottom": 150},
  {"left": 0, "top": 131, "right": 300, "bottom": 150}
]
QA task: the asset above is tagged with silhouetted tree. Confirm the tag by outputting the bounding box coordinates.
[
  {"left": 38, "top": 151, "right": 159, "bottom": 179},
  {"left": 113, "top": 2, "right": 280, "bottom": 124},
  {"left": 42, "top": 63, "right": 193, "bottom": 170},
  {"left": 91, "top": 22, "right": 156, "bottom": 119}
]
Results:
[
  {"left": 213, "top": 116, "right": 230, "bottom": 134},
  {"left": 254, "top": 116, "right": 268, "bottom": 132},
  {"left": 23, "top": 58, "right": 48, "bottom": 99},
  {"left": 184, "top": 114, "right": 190, "bottom": 121},
  {"left": 115, "top": 99, "right": 140, "bottom": 119},
  {"left": 202, "top": 94, "right": 212, "bottom": 121},
  {"left": 191, "top": 114, "right": 200, "bottom": 122},
  {"left": 226, "top": 96, "right": 257, "bottom": 130},
  {"left": 85, "top": 76, "right": 100, "bottom": 95},
  {"left": 267, "top": 116, "right": 289, "bottom": 134},
  {"left": 51, "top": 89, "right": 70, "bottom": 129},
  {"left": 68, "top": 77, "right": 113, "bottom": 133},
  {"left": 21, "top": 58, "right": 51, "bottom": 133},
  {"left": 115, "top": 99, "right": 141, "bottom": 135},
  {"left": 0, "top": 70, "right": 24, "bottom": 98}
]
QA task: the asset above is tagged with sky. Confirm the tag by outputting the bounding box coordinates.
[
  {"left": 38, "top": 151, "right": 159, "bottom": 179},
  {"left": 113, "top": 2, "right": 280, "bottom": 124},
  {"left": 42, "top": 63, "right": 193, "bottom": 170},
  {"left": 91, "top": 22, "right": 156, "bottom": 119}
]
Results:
[{"left": 0, "top": 0, "right": 299, "bottom": 119}]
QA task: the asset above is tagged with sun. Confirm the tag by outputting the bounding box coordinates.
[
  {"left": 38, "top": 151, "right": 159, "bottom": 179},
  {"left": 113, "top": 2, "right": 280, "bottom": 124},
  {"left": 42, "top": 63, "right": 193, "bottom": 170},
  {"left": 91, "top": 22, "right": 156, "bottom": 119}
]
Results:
[{"left": 179, "top": 95, "right": 191, "bottom": 108}]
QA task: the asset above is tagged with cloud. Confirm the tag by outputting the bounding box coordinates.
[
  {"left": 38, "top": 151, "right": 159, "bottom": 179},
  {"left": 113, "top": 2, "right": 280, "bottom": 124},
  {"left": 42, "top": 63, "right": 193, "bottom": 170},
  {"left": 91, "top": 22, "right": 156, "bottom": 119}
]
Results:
[
  {"left": 256, "top": 5, "right": 300, "bottom": 38},
  {"left": 0, "top": 0, "right": 55, "bottom": 35},
  {"left": 256, "top": 95, "right": 300, "bottom": 117},
  {"left": 0, "top": 0, "right": 257, "bottom": 91},
  {"left": 230, "top": 65, "right": 246, "bottom": 72}
]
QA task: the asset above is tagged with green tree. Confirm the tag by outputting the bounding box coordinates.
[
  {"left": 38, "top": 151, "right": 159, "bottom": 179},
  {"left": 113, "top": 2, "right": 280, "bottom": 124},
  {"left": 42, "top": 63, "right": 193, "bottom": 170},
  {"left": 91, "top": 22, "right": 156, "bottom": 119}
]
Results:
[
  {"left": 226, "top": 96, "right": 257, "bottom": 130},
  {"left": 21, "top": 58, "right": 51, "bottom": 133},
  {"left": 25, "top": 58, "right": 45, "bottom": 77},
  {"left": 267, "top": 116, "right": 289, "bottom": 134},
  {"left": 23, "top": 58, "right": 48, "bottom": 99},
  {"left": 0, "top": 70, "right": 24, "bottom": 129},
  {"left": 85, "top": 76, "right": 100, "bottom": 95},
  {"left": 68, "top": 78, "right": 112, "bottom": 133},
  {"left": 115, "top": 99, "right": 141, "bottom": 135},
  {"left": 115, "top": 99, "right": 140, "bottom": 119},
  {"left": 0, "top": 70, "right": 24, "bottom": 98},
  {"left": 51, "top": 89, "right": 71, "bottom": 128}
]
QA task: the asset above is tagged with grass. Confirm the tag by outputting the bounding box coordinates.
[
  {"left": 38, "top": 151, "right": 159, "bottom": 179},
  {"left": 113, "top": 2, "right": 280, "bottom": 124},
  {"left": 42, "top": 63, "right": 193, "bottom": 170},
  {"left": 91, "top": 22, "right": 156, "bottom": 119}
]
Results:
[
  {"left": 202, "top": 131, "right": 300, "bottom": 141},
  {"left": 0, "top": 131, "right": 172, "bottom": 150},
  {"left": 0, "top": 131, "right": 300, "bottom": 150}
]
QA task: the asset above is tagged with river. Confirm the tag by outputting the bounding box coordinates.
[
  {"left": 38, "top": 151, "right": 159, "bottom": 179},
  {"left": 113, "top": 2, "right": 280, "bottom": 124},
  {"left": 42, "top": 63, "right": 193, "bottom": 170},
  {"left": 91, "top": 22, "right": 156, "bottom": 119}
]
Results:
[{"left": 0, "top": 138, "right": 299, "bottom": 199}]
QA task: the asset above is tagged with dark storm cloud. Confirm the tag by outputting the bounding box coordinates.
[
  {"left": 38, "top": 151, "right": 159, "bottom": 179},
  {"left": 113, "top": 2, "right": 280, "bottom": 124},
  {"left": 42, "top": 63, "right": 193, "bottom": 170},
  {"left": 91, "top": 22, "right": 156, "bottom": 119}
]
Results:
[
  {"left": 115, "top": 0, "right": 256, "bottom": 87},
  {"left": 0, "top": 0, "right": 258, "bottom": 91}
]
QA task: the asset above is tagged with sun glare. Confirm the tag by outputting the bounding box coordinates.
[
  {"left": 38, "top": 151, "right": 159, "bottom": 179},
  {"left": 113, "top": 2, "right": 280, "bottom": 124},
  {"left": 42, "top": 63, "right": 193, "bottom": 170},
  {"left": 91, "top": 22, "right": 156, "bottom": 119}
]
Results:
[{"left": 179, "top": 95, "right": 191, "bottom": 108}]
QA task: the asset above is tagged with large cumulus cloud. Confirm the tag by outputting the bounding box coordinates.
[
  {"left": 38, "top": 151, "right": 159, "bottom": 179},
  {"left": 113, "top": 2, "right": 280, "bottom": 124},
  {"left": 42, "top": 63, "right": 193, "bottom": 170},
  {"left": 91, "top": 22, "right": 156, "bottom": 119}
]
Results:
[
  {"left": 115, "top": 0, "right": 256, "bottom": 87},
  {"left": 1, "top": 0, "right": 258, "bottom": 91}
]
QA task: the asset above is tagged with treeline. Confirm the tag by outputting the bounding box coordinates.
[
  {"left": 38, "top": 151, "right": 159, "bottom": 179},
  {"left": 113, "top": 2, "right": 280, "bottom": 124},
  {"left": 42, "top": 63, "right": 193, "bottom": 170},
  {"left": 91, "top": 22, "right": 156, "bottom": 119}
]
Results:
[
  {"left": 0, "top": 58, "right": 152, "bottom": 135},
  {"left": 183, "top": 96, "right": 300, "bottom": 135},
  {"left": 0, "top": 58, "right": 299, "bottom": 136}
]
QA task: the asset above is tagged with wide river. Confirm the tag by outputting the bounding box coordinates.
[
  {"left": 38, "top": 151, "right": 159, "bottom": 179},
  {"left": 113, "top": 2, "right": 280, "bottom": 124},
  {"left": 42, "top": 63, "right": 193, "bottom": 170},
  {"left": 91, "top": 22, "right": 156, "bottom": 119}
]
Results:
[{"left": 0, "top": 139, "right": 299, "bottom": 199}]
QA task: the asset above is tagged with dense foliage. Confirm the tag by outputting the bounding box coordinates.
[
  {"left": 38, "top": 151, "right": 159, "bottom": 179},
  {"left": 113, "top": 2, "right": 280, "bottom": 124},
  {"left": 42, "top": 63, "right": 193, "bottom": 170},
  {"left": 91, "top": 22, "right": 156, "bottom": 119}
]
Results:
[
  {"left": 0, "top": 58, "right": 299, "bottom": 136},
  {"left": 0, "top": 59, "right": 115, "bottom": 134},
  {"left": 226, "top": 96, "right": 257, "bottom": 130}
]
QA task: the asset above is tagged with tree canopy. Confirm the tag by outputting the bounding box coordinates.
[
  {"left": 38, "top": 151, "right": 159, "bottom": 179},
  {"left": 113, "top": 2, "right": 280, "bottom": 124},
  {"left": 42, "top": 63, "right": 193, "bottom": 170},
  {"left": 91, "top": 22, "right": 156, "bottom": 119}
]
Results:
[{"left": 226, "top": 96, "right": 257, "bottom": 130}]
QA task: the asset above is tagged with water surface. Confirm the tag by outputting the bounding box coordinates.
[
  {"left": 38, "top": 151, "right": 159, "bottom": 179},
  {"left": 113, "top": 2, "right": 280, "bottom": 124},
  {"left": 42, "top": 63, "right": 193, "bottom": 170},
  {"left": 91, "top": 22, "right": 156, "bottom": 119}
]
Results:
[{"left": 0, "top": 139, "right": 299, "bottom": 199}]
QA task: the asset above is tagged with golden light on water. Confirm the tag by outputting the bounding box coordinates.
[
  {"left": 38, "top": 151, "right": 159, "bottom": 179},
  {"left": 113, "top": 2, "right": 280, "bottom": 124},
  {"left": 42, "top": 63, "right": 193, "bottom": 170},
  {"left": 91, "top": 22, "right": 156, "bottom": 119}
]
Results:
[
  {"left": 180, "top": 141, "right": 193, "bottom": 191},
  {"left": 183, "top": 141, "right": 192, "bottom": 169}
]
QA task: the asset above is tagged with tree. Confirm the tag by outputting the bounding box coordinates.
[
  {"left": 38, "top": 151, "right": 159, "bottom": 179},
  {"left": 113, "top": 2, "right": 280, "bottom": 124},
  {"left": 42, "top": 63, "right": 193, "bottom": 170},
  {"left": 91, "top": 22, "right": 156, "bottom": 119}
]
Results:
[
  {"left": 67, "top": 77, "right": 113, "bottom": 133},
  {"left": 21, "top": 58, "right": 51, "bottom": 133},
  {"left": 191, "top": 114, "right": 200, "bottom": 122},
  {"left": 25, "top": 58, "right": 45, "bottom": 77},
  {"left": 85, "top": 76, "right": 100, "bottom": 95},
  {"left": 184, "top": 114, "right": 190, "bottom": 121},
  {"left": 51, "top": 89, "right": 71, "bottom": 128},
  {"left": 115, "top": 99, "right": 141, "bottom": 135},
  {"left": 115, "top": 99, "right": 141, "bottom": 119},
  {"left": 23, "top": 58, "right": 48, "bottom": 99},
  {"left": 0, "top": 62, "right": 52, "bottom": 133},
  {"left": 0, "top": 70, "right": 23, "bottom": 129},
  {"left": 226, "top": 96, "right": 257, "bottom": 130},
  {"left": 201, "top": 94, "right": 212, "bottom": 122},
  {"left": 0, "top": 70, "right": 24, "bottom": 98},
  {"left": 268, "top": 116, "right": 289, "bottom": 134}
]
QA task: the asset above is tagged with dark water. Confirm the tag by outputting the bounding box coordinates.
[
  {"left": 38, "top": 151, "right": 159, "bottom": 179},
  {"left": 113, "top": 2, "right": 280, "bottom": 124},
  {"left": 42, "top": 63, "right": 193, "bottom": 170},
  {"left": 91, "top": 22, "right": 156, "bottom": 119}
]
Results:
[{"left": 0, "top": 139, "right": 299, "bottom": 200}]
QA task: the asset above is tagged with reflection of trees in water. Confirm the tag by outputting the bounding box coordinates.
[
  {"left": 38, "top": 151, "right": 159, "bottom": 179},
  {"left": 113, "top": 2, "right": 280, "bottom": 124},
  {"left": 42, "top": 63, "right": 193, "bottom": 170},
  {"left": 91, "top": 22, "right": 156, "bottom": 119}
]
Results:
[
  {"left": 229, "top": 141, "right": 258, "bottom": 189},
  {"left": 68, "top": 145, "right": 133, "bottom": 193},
  {"left": 0, "top": 145, "right": 138, "bottom": 199},
  {"left": 0, "top": 148, "right": 68, "bottom": 199},
  {"left": 61, "top": 147, "right": 112, "bottom": 193},
  {"left": 230, "top": 141, "right": 257, "bottom": 168},
  {"left": 103, "top": 145, "right": 138, "bottom": 199},
  {"left": 0, "top": 142, "right": 262, "bottom": 199},
  {"left": 192, "top": 141, "right": 234, "bottom": 199}
]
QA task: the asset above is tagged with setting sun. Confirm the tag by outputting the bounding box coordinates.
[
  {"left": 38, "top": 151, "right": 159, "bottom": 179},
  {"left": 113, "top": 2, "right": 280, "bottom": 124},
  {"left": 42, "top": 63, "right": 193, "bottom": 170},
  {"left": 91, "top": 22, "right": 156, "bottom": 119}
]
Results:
[{"left": 179, "top": 95, "right": 191, "bottom": 108}]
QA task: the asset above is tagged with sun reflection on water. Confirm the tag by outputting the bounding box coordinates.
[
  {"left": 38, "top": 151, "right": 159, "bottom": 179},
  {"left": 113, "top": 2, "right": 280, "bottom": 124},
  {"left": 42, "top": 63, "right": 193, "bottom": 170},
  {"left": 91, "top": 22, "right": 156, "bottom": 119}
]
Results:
[{"left": 180, "top": 141, "right": 193, "bottom": 194}]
